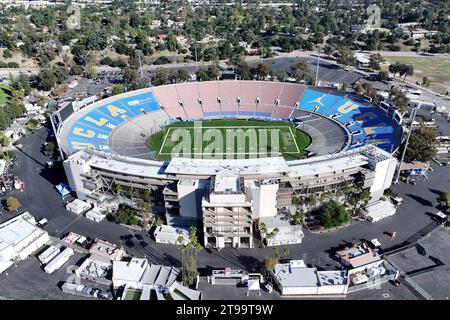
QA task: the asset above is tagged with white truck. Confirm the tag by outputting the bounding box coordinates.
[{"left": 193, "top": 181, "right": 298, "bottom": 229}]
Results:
[
  {"left": 38, "top": 246, "right": 61, "bottom": 265},
  {"left": 44, "top": 247, "right": 74, "bottom": 274}
]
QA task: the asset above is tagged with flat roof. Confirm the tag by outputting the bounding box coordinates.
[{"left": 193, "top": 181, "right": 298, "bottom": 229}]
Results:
[
  {"left": 0, "top": 217, "right": 47, "bottom": 253},
  {"left": 113, "top": 258, "right": 148, "bottom": 282},
  {"left": 317, "top": 271, "right": 348, "bottom": 286},
  {"left": 214, "top": 176, "right": 240, "bottom": 193},
  {"left": 364, "top": 200, "right": 397, "bottom": 219},
  {"left": 165, "top": 157, "right": 289, "bottom": 176},
  {"left": 273, "top": 263, "right": 319, "bottom": 288}
]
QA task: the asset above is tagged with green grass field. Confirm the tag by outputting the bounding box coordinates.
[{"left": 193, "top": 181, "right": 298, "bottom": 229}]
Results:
[
  {"left": 383, "top": 56, "right": 450, "bottom": 94},
  {"left": 147, "top": 119, "right": 311, "bottom": 161}
]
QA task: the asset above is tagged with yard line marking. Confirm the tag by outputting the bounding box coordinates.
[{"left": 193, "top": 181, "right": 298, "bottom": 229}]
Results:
[{"left": 159, "top": 127, "right": 172, "bottom": 154}]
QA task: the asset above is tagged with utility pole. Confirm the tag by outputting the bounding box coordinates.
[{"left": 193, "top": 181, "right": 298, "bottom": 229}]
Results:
[
  {"left": 315, "top": 49, "right": 320, "bottom": 86},
  {"left": 194, "top": 43, "right": 199, "bottom": 76},
  {"left": 394, "top": 107, "right": 418, "bottom": 184},
  {"left": 138, "top": 50, "right": 144, "bottom": 80}
]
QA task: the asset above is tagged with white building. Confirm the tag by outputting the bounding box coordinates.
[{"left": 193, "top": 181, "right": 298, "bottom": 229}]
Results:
[
  {"left": 112, "top": 257, "right": 201, "bottom": 300},
  {"left": 271, "top": 260, "right": 349, "bottom": 296},
  {"left": 363, "top": 200, "right": 397, "bottom": 223},
  {"left": 66, "top": 199, "right": 91, "bottom": 215},
  {"left": 0, "top": 212, "right": 50, "bottom": 273},
  {"left": 113, "top": 258, "right": 149, "bottom": 289},
  {"left": 259, "top": 216, "right": 304, "bottom": 246},
  {"left": 202, "top": 175, "right": 253, "bottom": 249},
  {"left": 245, "top": 179, "right": 278, "bottom": 219},
  {"left": 85, "top": 206, "right": 106, "bottom": 223},
  {"left": 153, "top": 225, "right": 189, "bottom": 245}
]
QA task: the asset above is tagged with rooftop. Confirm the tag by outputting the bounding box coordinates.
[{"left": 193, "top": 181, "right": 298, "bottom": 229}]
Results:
[
  {"left": 113, "top": 258, "right": 149, "bottom": 283},
  {"left": 214, "top": 176, "right": 240, "bottom": 193},
  {"left": 272, "top": 261, "right": 319, "bottom": 288},
  {"left": 0, "top": 214, "right": 47, "bottom": 254},
  {"left": 165, "top": 157, "right": 289, "bottom": 176},
  {"left": 336, "top": 242, "right": 381, "bottom": 268}
]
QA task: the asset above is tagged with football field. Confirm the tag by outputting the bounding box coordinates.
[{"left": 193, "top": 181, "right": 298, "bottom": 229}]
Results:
[{"left": 147, "top": 119, "right": 311, "bottom": 160}]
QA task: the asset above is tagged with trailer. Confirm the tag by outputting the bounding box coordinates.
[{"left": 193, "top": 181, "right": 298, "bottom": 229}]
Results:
[
  {"left": 38, "top": 246, "right": 60, "bottom": 265},
  {"left": 61, "top": 282, "right": 113, "bottom": 300},
  {"left": 44, "top": 247, "right": 74, "bottom": 274}
]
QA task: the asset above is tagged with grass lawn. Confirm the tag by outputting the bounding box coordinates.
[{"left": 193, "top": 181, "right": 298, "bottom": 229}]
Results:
[
  {"left": 124, "top": 289, "right": 142, "bottom": 300},
  {"left": 147, "top": 119, "right": 311, "bottom": 161},
  {"left": 383, "top": 56, "right": 450, "bottom": 95}
]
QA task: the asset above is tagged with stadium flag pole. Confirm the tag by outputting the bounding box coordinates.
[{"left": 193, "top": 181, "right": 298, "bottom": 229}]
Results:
[{"left": 394, "top": 107, "right": 417, "bottom": 184}]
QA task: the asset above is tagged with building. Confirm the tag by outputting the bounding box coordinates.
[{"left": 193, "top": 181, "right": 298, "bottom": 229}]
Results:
[
  {"left": 271, "top": 260, "right": 349, "bottom": 296},
  {"left": 153, "top": 225, "right": 189, "bottom": 245},
  {"left": 89, "top": 239, "right": 124, "bottom": 263},
  {"left": 401, "top": 27, "right": 438, "bottom": 39},
  {"left": 202, "top": 175, "right": 253, "bottom": 249},
  {"left": 85, "top": 206, "right": 106, "bottom": 223},
  {"left": 113, "top": 258, "right": 149, "bottom": 289},
  {"left": 62, "top": 145, "right": 398, "bottom": 249},
  {"left": 347, "top": 258, "right": 399, "bottom": 290},
  {"left": 66, "top": 199, "right": 91, "bottom": 215},
  {"left": 336, "top": 242, "right": 381, "bottom": 269},
  {"left": 0, "top": 212, "right": 50, "bottom": 273},
  {"left": 55, "top": 81, "right": 402, "bottom": 250},
  {"left": 362, "top": 199, "right": 397, "bottom": 223},
  {"left": 112, "top": 258, "right": 201, "bottom": 300},
  {"left": 259, "top": 216, "right": 304, "bottom": 246}
]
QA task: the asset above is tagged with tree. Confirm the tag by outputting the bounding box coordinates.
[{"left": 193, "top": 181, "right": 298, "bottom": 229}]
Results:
[
  {"left": 318, "top": 200, "right": 349, "bottom": 229},
  {"left": 44, "top": 141, "right": 56, "bottom": 159},
  {"left": 0, "top": 132, "right": 10, "bottom": 146},
  {"left": 69, "top": 65, "right": 84, "bottom": 76},
  {"left": 389, "top": 86, "right": 409, "bottom": 114},
  {"left": 368, "top": 53, "right": 384, "bottom": 71},
  {"left": 305, "top": 195, "right": 317, "bottom": 206},
  {"left": 177, "top": 68, "right": 191, "bottom": 82},
  {"left": 177, "top": 226, "right": 202, "bottom": 287},
  {"left": 36, "top": 68, "right": 57, "bottom": 91},
  {"left": 337, "top": 47, "right": 356, "bottom": 69},
  {"left": 437, "top": 192, "right": 450, "bottom": 209},
  {"left": 256, "top": 63, "right": 270, "bottom": 79},
  {"left": 152, "top": 68, "right": 169, "bottom": 86},
  {"left": 6, "top": 196, "right": 21, "bottom": 211},
  {"left": 35, "top": 95, "right": 47, "bottom": 108},
  {"left": 405, "top": 124, "right": 438, "bottom": 162},
  {"left": 114, "top": 205, "right": 139, "bottom": 225},
  {"left": 378, "top": 70, "right": 389, "bottom": 82},
  {"left": 112, "top": 84, "right": 125, "bottom": 96},
  {"left": 27, "top": 118, "right": 39, "bottom": 130},
  {"left": 291, "top": 60, "right": 312, "bottom": 83},
  {"left": 388, "top": 62, "right": 402, "bottom": 77},
  {"left": 291, "top": 210, "right": 303, "bottom": 225},
  {"left": 2, "top": 49, "right": 12, "bottom": 59},
  {"left": 399, "top": 64, "right": 414, "bottom": 82},
  {"left": 348, "top": 188, "right": 371, "bottom": 217},
  {"left": 123, "top": 66, "right": 139, "bottom": 89},
  {"left": 206, "top": 63, "right": 220, "bottom": 80},
  {"left": 235, "top": 59, "right": 252, "bottom": 80},
  {"left": 86, "top": 65, "right": 97, "bottom": 79},
  {"left": 195, "top": 69, "right": 210, "bottom": 81}
]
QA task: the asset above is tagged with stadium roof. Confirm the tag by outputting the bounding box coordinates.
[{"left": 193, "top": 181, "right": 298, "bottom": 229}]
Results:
[{"left": 165, "top": 157, "right": 289, "bottom": 176}]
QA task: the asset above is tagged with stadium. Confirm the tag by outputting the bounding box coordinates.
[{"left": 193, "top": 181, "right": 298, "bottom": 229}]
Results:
[{"left": 54, "top": 81, "right": 403, "bottom": 249}]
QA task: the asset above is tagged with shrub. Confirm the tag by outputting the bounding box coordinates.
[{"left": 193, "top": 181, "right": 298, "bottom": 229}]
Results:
[
  {"left": 114, "top": 204, "right": 139, "bottom": 225},
  {"left": 318, "top": 200, "right": 349, "bottom": 229}
]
